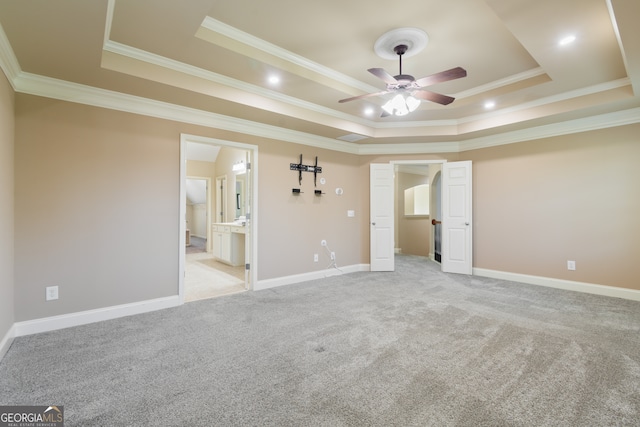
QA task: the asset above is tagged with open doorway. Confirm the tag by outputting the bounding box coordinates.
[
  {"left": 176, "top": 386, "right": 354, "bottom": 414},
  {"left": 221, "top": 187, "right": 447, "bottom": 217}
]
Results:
[
  {"left": 371, "top": 160, "right": 472, "bottom": 274},
  {"left": 393, "top": 162, "right": 443, "bottom": 262},
  {"left": 185, "top": 177, "right": 210, "bottom": 254},
  {"left": 179, "top": 135, "right": 258, "bottom": 303}
]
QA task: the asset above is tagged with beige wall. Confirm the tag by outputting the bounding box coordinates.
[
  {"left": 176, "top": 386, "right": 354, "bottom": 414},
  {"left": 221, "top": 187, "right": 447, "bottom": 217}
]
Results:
[
  {"left": 12, "top": 93, "right": 369, "bottom": 320},
  {"left": 0, "top": 72, "right": 14, "bottom": 339},
  {"left": 257, "top": 142, "right": 366, "bottom": 279},
  {"left": 462, "top": 124, "right": 640, "bottom": 290},
  {"left": 9, "top": 90, "right": 640, "bottom": 325},
  {"left": 14, "top": 95, "right": 180, "bottom": 321}
]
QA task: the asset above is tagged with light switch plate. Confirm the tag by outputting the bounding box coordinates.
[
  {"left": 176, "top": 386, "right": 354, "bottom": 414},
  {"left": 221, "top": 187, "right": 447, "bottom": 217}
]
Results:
[{"left": 46, "top": 286, "right": 59, "bottom": 301}]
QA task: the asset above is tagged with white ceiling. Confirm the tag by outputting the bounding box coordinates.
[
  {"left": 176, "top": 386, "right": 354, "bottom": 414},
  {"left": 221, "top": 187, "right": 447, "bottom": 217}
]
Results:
[
  {"left": 0, "top": 0, "right": 638, "bottom": 151},
  {"left": 186, "top": 142, "right": 220, "bottom": 163},
  {"left": 185, "top": 178, "right": 207, "bottom": 205}
]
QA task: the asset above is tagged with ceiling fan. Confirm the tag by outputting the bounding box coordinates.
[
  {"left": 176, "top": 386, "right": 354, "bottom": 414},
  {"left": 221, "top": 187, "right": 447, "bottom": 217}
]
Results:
[{"left": 339, "top": 44, "right": 466, "bottom": 117}]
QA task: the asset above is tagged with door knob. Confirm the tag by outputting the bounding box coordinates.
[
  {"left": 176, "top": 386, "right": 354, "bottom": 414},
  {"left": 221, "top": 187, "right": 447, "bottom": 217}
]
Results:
[
  {"left": 465, "top": 222, "right": 469, "bottom": 225},
  {"left": 372, "top": 222, "right": 376, "bottom": 226}
]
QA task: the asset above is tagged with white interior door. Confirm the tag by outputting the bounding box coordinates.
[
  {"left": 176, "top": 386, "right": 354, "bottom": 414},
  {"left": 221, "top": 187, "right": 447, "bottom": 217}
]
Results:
[
  {"left": 370, "top": 163, "right": 395, "bottom": 271},
  {"left": 442, "top": 161, "right": 473, "bottom": 274}
]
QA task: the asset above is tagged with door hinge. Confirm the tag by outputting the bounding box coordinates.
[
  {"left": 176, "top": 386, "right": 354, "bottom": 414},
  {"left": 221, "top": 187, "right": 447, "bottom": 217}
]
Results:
[
  {"left": 245, "top": 213, "right": 251, "bottom": 220},
  {"left": 245, "top": 263, "right": 250, "bottom": 270},
  {"left": 246, "top": 162, "right": 251, "bottom": 170}
]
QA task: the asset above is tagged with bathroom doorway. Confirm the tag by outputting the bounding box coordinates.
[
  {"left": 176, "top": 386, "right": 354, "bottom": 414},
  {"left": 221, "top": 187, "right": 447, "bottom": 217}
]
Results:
[{"left": 179, "top": 134, "right": 258, "bottom": 303}]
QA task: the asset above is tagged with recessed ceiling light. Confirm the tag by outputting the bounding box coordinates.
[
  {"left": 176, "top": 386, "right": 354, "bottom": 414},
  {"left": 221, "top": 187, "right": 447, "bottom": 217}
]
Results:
[
  {"left": 267, "top": 75, "right": 280, "bottom": 85},
  {"left": 559, "top": 35, "right": 576, "bottom": 46},
  {"left": 484, "top": 101, "right": 496, "bottom": 109},
  {"left": 364, "top": 107, "right": 374, "bottom": 116}
]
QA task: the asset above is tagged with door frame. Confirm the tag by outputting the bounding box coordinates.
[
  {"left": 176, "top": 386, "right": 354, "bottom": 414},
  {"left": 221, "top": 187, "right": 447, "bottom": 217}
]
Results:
[
  {"left": 179, "top": 134, "right": 259, "bottom": 303},
  {"left": 215, "top": 175, "right": 227, "bottom": 223}
]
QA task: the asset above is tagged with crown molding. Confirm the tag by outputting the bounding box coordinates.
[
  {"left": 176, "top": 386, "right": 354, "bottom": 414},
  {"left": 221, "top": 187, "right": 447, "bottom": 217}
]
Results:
[
  {"left": 199, "top": 16, "right": 379, "bottom": 95},
  {"left": 453, "top": 67, "right": 546, "bottom": 99},
  {"left": 0, "top": 22, "right": 20, "bottom": 89},
  {"left": 357, "top": 142, "right": 460, "bottom": 155},
  {"left": 459, "top": 106, "right": 640, "bottom": 152},
  {"left": 103, "top": 33, "right": 635, "bottom": 136},
  {"left": 7, "top": 71, "right": 640, "bottom": 156},
  {"left": 103, "top": 40, "right": 376, "bottom": 132},
  {"left": 14, "top": 72, "right": 360, "bottom": 154},
  {"left": 456, "top": 78, "right": 632, "bottom": 127}
]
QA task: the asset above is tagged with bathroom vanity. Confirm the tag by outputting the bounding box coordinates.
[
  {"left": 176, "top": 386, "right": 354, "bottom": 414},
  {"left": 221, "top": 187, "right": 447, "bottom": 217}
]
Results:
[{"left": 211, "top": 223, "right": 245, "bottom": 266}]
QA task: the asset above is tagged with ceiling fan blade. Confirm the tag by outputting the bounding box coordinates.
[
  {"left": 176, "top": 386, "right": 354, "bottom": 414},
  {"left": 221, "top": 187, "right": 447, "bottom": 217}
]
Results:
[
  {"left": 413, "top": 90, "right": 455, "bottom": 105},
  {"left": 415, "top": 67, "right": 467, "bottom": 88},
  {"left": 368, "top": 68, "right": 398, "bottom": 85},
  {"left": 339, "top": 90, "right": 390, "bottom": 103}
]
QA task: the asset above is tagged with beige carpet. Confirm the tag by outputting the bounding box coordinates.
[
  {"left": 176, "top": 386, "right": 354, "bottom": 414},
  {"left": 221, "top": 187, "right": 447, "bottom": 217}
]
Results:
[{"left": 184, "top": 252, "right": 245, "bottom": 302}]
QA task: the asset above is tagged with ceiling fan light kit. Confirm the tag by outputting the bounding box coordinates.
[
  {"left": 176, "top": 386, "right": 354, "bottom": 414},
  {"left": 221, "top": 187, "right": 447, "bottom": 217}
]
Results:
[
  {"left": 382, "top": 94, "right": 420, "bottom": 117},
  {"left": 340, "top": 28, "right": 466, "bottom": 117}
]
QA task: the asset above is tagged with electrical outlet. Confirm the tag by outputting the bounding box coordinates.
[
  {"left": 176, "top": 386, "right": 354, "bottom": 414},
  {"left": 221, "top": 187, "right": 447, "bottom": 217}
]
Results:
[
  {"left": 46, "top": 286, "right": 59, "bottom": 301},
  {"left": 567, "top": 260, "right": 576, "bottom": 271},
  {"left": 314, "top": 254, "right": 318, "bottom": 262},
  {"left": 330, "top": 252, "right": 336, "bottom": 260},
  {"left": 321, "top": 240, "right": 327, "bottom": 246}
]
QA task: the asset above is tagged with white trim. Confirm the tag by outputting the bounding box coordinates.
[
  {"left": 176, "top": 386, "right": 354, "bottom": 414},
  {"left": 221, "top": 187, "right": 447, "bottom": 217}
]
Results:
[
  {"left": 0, "top": 21, "right": 20, "bottom": 89},
  {"left": 13, "top": 296, "right": 182, "bottom": 337},
  {"left": 359, "top": 142, "right": 461, "bottom": 155},
  {"left": 457, "top": 78, "right": 631, "bottom": 126},
  {"left": 199, "top": 17, "right": 379, "bottom": 95},
  {"left": 0, "top": 324, "right": 15, "bottom": 361},
  {"left": 254, "top": 264, "right": 369, "bottom": 291},
  {"left": 474, "top": 268, "right": 640, "bottom": 302},
  {"left": 453, "top": 67, "right": 547, "bottom": 100},
  {"left": 103, "top": 40, "right": 374, "bottom": 130},
  {"left": 7, "top": 72, "right": 640, "bottom": 156},
  {"left": 1, "top": 16, "right": 639, "bottom": 153},
  {"left": 103, "top": 0, "right": 115, "bottom": 46},
  {"left": 178, "top": 140, "right": 187, "bottom": 304},
  {"left": 459, "top": 106, "right": 640, "bottom": 152},
  {"left": 14, "top": 72, "right": 361, "bottom": 154}
]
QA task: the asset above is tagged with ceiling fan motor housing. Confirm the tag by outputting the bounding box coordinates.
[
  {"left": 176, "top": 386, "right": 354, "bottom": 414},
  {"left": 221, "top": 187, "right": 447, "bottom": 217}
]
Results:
[
  {"left": 391, "top": 74, "right": 416, "bottom": 90},
  {"left": 394, "top": 44, "right": 409, "bottom": 55}
]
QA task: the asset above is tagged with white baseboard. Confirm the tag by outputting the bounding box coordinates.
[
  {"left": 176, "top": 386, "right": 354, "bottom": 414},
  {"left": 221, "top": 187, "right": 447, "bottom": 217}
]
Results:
[
  {"left": 14, "top": 295, "right": 182, "bottom": 337},
  {"left": 254, "top": 264, "right": 370, "bottom": 291},
  {"left": 0, "top": 324, "right": 15, "bottom": 361},
  {"left": 474, "top": 268, "right": 640, "bottom": 302}
]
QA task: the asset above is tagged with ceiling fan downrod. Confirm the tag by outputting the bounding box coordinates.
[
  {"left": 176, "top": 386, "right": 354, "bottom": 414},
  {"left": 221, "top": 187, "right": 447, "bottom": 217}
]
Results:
[{"left": 394, "top": 44, "right": 408, "bottom": 76}]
